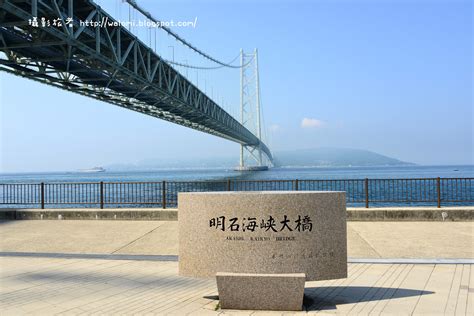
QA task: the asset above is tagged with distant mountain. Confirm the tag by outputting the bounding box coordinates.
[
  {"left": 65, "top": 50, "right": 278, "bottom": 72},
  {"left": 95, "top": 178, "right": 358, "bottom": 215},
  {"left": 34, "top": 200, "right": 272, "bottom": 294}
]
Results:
[
  {"left": 106, "top": 147, "right": 413, "bottom": 170},
  {"left": 273, "top": 147, "right": 413, "bottom": 167}
]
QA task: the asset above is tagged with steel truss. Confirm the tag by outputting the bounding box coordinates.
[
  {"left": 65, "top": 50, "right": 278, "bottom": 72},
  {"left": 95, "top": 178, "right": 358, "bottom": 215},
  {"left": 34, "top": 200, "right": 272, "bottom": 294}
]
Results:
[{"left": 0, "top": 0, "right": 272, "bottom": 162}]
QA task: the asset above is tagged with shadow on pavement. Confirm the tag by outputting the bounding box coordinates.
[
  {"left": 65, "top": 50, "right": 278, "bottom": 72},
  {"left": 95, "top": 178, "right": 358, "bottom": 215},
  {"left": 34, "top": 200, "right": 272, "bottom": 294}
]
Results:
[
  {"left": 304, "top": 286, "right": 433, "bottom": 311},
  {"left": 0, "top": 220, "right": 17, "bottom": 226},
  {"left": 0, "top": 251, "right": 178, "bottom": 261},
  {"left": 1, "top": 269, "right": 213, "bottom": 304}
]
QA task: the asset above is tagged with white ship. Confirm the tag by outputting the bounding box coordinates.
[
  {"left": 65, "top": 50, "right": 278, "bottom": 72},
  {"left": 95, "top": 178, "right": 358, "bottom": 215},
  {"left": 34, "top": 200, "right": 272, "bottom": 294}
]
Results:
[{"left": 78, "top": 167, "right": 106, "bottom": 173}]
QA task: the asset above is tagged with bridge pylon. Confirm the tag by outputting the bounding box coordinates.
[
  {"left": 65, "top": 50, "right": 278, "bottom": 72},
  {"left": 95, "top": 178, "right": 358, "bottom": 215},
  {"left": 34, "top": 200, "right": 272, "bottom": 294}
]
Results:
[{"left": 235, "top": 48, "right": 273, "bottom": 171}]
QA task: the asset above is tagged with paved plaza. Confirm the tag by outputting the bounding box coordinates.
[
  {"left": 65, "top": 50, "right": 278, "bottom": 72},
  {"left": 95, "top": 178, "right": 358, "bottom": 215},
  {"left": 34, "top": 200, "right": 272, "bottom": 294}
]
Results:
[
  {"left": 0, "top": 255, "right": 472, "bottom": 315},
  {"left": 1, "top": 220, "right": 473, "bottom": 314},
  {"left": 1, "top": 220, "right": 473, "bottom": 258}
]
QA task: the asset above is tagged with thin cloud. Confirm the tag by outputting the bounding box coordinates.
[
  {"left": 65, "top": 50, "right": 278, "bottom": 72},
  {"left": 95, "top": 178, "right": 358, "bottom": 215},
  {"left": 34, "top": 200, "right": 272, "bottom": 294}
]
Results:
[
  {"left": 269, "top": 124, "right": 280, "bottom": 132},
  {"left": 301, "top": 118, "right": 326, "bottom": 129}
]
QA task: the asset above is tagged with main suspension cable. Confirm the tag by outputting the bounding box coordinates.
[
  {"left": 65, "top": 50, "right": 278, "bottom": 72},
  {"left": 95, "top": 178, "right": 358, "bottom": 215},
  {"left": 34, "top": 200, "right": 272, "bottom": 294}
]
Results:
[
  {"left": 163, "top": 53, "right": 254, "bottom": 70},
  {"left": 125, "top": 0, "right": 246, "bottom": 69}
]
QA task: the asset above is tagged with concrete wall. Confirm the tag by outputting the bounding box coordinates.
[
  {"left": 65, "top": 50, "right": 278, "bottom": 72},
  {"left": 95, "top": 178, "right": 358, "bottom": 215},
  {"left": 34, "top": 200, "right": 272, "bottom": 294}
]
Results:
[{"left": 0, "top": 208, "right": 177, "bottom": 221}]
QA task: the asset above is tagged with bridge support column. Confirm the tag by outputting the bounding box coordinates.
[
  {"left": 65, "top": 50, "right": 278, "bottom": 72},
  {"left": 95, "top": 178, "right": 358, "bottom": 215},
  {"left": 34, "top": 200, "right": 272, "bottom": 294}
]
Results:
[{"left": 236, "top": 49, "right": 271, "bottom": 171}]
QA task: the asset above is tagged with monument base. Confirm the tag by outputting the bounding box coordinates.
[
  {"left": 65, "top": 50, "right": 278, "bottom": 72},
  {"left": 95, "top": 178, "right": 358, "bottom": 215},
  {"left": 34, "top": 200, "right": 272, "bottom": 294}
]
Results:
[{"left": 216, "top": 272, "right": 305, "bottom": 311}]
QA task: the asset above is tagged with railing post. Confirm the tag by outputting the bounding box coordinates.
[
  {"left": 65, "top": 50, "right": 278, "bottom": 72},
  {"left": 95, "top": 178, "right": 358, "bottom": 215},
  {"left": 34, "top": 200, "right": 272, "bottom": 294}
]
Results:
[
  {"left": 100, "top": 181, "right": 104, "bottom": 209},
  {"left": 162, "top": 180, "right": 166, "bottom": 209},
  {"left": 295, "top": 179, "right": 299, "bottom": 191},
  {"left": 32, "top": 0, "right": 37, "bottom": 17},
  {"left": 40, "top": 182, "right": 45, "bottom": 209},
  {"left": 437, "top": 177, "right": 441, "bottom": 208},
  {"left": 365, "top": 178, "right": 369, "bottom": 208},
  {"left": 227, "top": 179, "right": 231, "bottom": 191}
]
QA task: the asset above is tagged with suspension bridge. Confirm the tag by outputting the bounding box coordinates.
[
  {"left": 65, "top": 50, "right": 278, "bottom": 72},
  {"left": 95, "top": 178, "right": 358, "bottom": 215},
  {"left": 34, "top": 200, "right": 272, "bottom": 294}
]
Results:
[{"left": 0, "top": 0, "right": 273, "bottom": 170}]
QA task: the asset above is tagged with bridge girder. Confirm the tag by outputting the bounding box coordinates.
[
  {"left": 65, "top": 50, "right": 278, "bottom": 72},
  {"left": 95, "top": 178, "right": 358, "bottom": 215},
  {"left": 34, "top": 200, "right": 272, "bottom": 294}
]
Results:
[{"left": 0, "top": 0, "right": 273, "bottom": 162}]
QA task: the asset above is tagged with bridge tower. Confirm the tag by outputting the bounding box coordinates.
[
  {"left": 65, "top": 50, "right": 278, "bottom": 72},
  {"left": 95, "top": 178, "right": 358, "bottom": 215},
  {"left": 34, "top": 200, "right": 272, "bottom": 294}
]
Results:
[{"left": 237, "top": 49, "right": 271, "bottom": 171}]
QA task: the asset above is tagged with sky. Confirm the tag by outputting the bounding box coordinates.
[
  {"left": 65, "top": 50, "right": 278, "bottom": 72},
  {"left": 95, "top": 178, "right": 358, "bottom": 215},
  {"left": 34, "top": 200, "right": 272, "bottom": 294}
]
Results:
[{"left": 0, "top": 0, "right": 472, "bottom": 172}]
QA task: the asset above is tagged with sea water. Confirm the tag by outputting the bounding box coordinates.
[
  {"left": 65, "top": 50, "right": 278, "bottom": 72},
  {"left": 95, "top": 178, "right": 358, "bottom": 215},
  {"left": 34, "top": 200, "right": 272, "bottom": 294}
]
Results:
[{"left": 0, "top": 165, "right": 472, "bottom": 183}]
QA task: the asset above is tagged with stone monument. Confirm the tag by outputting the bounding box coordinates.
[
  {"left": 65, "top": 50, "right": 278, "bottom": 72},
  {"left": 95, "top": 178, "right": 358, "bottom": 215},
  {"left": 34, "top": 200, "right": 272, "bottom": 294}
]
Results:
[{"left": 178, "top": 191, "right": 347, "bottom": 311}]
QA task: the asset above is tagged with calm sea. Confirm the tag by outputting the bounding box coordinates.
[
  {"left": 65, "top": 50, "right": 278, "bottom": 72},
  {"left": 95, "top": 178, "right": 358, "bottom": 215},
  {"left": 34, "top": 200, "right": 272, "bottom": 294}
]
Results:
[{"left": 0, "top": 165, "right": 472, "bottom": 183}]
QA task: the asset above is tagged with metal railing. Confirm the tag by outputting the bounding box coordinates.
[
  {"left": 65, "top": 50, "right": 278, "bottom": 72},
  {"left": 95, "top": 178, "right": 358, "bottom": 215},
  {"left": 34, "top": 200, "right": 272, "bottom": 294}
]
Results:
[{"left": 0, "top": 178, "right": 472, "bottom": 209}]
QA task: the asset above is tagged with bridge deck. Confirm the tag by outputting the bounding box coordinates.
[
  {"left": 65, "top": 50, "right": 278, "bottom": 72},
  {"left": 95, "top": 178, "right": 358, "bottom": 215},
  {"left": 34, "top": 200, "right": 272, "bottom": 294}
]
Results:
[{"left": 0, "top": 0, "right": 272, "bottom": 160}]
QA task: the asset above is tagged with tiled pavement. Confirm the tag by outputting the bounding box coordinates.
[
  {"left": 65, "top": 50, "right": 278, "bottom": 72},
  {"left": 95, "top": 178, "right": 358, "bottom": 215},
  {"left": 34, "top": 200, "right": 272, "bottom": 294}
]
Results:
[
  {"left": 1, "top": 221, "right": 473, "bottom": 259},
  {"left": 1, "top": 255, "right": 472, "bottom": 315}
]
